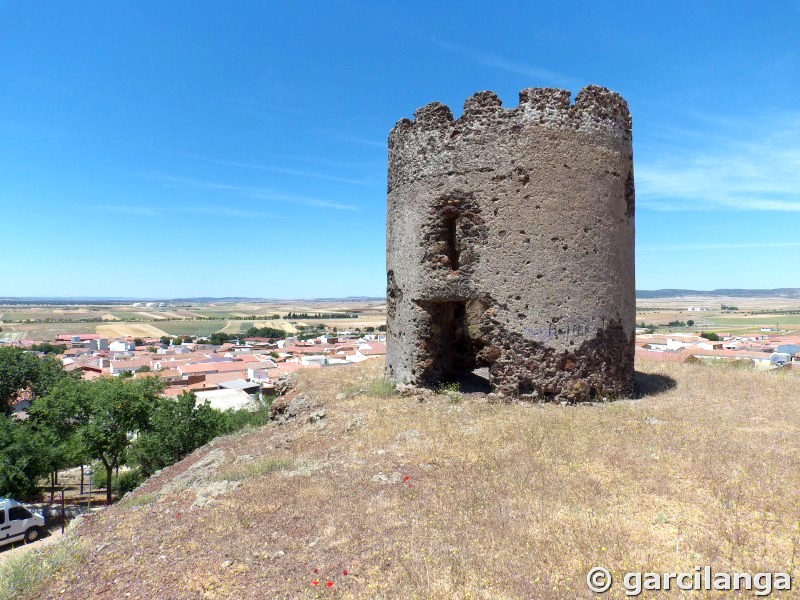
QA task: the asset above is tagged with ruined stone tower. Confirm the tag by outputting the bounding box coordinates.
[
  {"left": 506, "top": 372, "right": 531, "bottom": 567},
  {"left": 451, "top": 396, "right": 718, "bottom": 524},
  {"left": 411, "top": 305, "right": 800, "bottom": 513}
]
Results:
[{"left": 386, "top": 85, "right": 635, "bottom": 402}]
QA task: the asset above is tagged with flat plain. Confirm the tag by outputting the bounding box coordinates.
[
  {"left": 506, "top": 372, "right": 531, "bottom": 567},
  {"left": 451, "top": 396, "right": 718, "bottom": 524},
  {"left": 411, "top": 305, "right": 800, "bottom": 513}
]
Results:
[
  {"left": 0, "top": 300, "right": 388, "bottom": 341},
  {"left": 3, "top": 296, "right": 800, "bottom": 342}
]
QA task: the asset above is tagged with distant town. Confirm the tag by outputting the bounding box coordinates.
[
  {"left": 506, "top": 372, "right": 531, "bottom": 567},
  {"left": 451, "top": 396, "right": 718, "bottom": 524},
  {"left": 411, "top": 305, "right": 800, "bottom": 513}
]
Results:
[
  {"left": 4, "top": 329, "right": 386, "bottom": 419},
  {"left": 2, "top": 296, "right": 799, "bottom": 422}
]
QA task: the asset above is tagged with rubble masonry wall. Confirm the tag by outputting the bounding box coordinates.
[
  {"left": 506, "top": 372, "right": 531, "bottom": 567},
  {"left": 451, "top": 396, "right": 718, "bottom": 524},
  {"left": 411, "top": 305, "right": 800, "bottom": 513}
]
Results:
[{"left": 386, "top": 86, "right": 635, "bottom": 401}]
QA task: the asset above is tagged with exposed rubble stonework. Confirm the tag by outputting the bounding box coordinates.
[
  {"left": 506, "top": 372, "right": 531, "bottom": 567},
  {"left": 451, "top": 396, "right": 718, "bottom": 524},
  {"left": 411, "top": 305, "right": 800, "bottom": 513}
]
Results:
[{"left": 386, "top": 86, "right": 635, "bottom": 402}]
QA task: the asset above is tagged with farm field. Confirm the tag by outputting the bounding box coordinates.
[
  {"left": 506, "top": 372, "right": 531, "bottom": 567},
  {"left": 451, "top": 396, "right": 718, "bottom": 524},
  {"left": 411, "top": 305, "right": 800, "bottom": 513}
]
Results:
[
  {"left": 95, "top": 323, "right": 170, "bottom": 338},
  {"left": 0, "top": 322, "right": 103, "bottom": 342},
  {"left": 155, "top": 320, "right": 232, "bottom": 337},
  {"left": 3, "top": 296, "right": 800, "bottom": 340},
  {"left": 0, "top": 300, "right": 387, "bottom": 341},
  {"left": 636, "top": 296, "right": 800, "bottom": 335}
]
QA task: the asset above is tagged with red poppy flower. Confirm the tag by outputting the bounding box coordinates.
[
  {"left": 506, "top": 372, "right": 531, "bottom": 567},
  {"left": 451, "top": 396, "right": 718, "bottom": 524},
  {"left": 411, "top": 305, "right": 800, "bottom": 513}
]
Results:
[
  {"left": 326, "top": 581, "right": 335, "bottom": 588},
  {"left": 403, "top": 475, "right": 411, "bottom": 482},
  {"left": 175, "top": 513, "right": 182, "bottom": 519},
  {"left": 311, "top": 579, "right": 319, "bottom": 586},
  {"left": 342, "top": 569, "right": 349, "bottom": 576}
]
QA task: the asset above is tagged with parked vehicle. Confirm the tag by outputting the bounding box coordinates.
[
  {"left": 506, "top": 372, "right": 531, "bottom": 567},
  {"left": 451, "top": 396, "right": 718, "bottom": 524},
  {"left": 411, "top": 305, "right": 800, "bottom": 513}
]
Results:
[{"left": 0, "top": 498, "right": 46, "bottom": 547}]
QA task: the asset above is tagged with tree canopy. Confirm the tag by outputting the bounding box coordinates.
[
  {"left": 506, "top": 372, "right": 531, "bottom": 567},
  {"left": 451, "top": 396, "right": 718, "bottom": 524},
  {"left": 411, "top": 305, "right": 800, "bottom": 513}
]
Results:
[
  {"left": 0, "top": 346, "right": 76, "bottom": 415},
  {"left": 129, "top": 391, "right": 225, "bottom": 477}
]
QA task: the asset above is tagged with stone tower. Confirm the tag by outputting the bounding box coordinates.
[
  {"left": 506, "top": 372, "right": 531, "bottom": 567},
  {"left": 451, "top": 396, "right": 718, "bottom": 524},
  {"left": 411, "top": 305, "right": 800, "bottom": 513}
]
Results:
[{"left": 386, "top": 85, "right": 635, "bottom": 402}]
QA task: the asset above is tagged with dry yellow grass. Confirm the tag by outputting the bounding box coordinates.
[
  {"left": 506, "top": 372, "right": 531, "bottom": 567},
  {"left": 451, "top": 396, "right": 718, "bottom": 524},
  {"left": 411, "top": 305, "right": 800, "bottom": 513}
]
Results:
[{"left": 31, "top": 357, "right": 800, "bottom": 599}]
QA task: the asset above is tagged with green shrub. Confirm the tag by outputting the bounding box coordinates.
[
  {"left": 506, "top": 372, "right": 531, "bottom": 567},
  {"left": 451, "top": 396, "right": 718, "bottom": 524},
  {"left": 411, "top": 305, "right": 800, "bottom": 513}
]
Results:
[
  {"left": 435, "top": 381, "right": 462, "bottom": 403},
  {"left": 89, "top": 463, "right": 107, "bottom": 490},
  {"left": 367, "top": 377, "right": 395, "bottom": 398},
  {"left": 341, "top": 376, "right": 396, "bottom": 399},
  {"left": 113, "top": 469, "right": 144, "bottom": 496},
  {"left": 219, "top": 397, "right": 272, "bottom": 433}
]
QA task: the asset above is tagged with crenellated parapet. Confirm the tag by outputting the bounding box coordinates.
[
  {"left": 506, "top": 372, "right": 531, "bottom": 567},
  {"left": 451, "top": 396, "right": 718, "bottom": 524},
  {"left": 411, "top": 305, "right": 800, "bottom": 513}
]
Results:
[{"left": 388, "top": 86, "right": 632, "bottom": 192}]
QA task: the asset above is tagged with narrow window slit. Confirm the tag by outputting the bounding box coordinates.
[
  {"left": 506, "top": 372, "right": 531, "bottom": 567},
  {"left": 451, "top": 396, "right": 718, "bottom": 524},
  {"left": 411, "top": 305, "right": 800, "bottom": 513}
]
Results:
[{"left": 444, "top": 215, "right": 459, "bottom": 270}]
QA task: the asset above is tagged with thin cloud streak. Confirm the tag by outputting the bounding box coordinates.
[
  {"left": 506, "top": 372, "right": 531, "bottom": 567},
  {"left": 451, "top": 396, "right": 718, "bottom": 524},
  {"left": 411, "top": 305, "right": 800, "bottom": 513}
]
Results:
[
  {"left": 145, "top": 173, "right": 243, "bottom": 191},
  {"left": 155, "top": 151, "right": 371, "bottom": 185},
  {"left": 335, "top": 134, "right": 386, "bottom": 148},
  {"left": 97, "top": 205, "right": 161, "bottom": 217},
  {"left": 141, "top": 173, "right": 359, "bottom": 211},
  {"left": 96, "top": 205, "right": 279, "bottom": 219},
  {"left": 212, "top": 159, "right": 368, "bottom": 185},
  {"left": 221, "top": 97, "right": 308, "bottom": 120},
  {"left": 428, "top": 37, "right": 577, "bottom": 89},
  {"left": 248, "top": 189, "right": 358, "bottom": 211},
  {"left": 640, "top": 241, "right": 800, "bottom": 252},
  {"left": 637, "top": 112, "right": 800, "bottom": 213}
]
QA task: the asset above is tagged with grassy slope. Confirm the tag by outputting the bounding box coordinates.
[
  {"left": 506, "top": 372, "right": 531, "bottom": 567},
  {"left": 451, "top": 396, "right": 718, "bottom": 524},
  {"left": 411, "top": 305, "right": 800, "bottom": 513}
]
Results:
[{"left": 24, "top": 358, "right": 800, "bottom": 599}]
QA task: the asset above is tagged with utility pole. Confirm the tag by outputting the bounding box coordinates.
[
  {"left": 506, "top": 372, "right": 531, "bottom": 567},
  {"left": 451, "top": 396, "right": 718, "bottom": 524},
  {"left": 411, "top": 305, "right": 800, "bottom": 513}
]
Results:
[{"left": 86, "top": 467, "right": 94, "bottom": 513}]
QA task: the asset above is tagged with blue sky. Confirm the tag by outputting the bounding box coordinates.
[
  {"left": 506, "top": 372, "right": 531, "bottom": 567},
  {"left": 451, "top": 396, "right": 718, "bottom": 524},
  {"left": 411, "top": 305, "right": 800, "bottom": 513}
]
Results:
[{"left": 1, "top": 1, "right": 798, "bottom": 298}]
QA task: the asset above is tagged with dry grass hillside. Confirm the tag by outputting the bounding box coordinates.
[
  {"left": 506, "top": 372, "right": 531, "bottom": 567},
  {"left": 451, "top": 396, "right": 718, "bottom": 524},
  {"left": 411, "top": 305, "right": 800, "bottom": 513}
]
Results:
[{"left": 8, "top": 357, "right": 800, "bottom": 599}]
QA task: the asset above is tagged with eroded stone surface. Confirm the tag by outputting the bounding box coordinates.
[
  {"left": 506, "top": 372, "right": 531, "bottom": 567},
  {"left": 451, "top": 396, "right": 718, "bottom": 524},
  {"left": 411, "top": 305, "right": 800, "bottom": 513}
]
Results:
[{"left": 386, "top": 85, "right": 635, "bottom": 402}]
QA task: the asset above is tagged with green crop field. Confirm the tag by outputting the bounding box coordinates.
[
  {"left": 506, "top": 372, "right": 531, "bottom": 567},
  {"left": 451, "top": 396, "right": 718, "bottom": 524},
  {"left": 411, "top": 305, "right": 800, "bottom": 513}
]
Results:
[
  {"left": 708, "top": 316, "right": 800, "bottom": 326},
  {"left": 154, "top": 320, "right": 227, "bottom": 337},
  {"left": 217, "top": 321, "right": 255, "bottom": 334}
]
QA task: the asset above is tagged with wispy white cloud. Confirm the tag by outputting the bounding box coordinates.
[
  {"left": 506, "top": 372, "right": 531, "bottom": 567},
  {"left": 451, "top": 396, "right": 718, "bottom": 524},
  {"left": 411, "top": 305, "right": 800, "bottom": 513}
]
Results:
[
  {"left": 209, "top": 159, "right": 368, "bottom": 185},
  {"left": 97, "top": 205, "right": 161, "bottom": 217},
  {"left": 146, "top": 173, "right": 243, "bottom": 191},
  {"left": 335, "top": 134, "right": 386, "bottom": 149},
  {"left": 427, "top": 37, "right": 577, "bottom": 89},
  {"left": 174, "top": 206, "right": 277, "bottom": 219},
  {"left": 96, "top": 204, "right": 278, "bottom": 219},
  {"left": 221, "top": 97, "right": 308, "bottom": 120},
  {"left": 640, "top": 241, "right": 800, "bottom": 252},
  {"left": 156, "top": 151, "right": 371, "bottom": 185},
  {"left": 248, "top": 189, "right": 358, "bottom": 212},
  {"left": 637, "top": 112, "right": 800, "bottom": 212},
  {"left": 141, "top": 173, "right": 359, "bottom": 211}
]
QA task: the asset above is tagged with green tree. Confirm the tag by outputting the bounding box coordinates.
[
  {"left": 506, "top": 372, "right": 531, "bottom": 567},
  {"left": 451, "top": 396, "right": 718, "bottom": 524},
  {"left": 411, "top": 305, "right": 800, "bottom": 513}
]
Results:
[
  {"left": 29, "top": 343, "right": 68, "bottom": 355},
  {"left": 687, "top": 320, "right": 695, "bottom": 327},
  {"left": 133, "top": 338, "right": 144, "bottom": 347},
  {"left": 244, "top": 326, "right": 286, "bottom": 339},
  {"left": 0, "top": 416, "right": 47, "bottom": 499},
  {"left": 0, "top": 346, "right": 75, "bottom": 415},
  {"left": 38, "top": 376, "right": 163, "bottom": 504},
  {"left": 29, "top": 378, "right": 97, "bottom": 498},
  {"left": 129, "top": 392, "right": 225, "bottom": 477},
  {"left": 27, "top": 423, "right": 72, "bottom": 501},
  {"left": 160, "top": 336, "right": 171, "bottom": 346},
  {"left": 700, "top": 332, "right": 720, "bottom": 341}
]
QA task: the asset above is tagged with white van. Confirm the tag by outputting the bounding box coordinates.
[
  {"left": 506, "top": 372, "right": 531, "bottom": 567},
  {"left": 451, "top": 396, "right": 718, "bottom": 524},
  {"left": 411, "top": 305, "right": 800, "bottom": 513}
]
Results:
[{"left": 0, "top": 498, "right": 46, "bottom": 547}]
